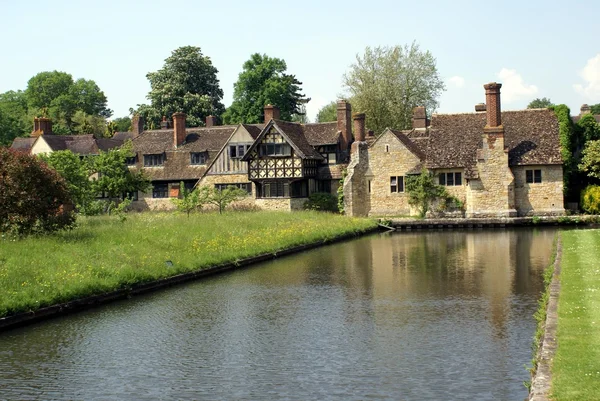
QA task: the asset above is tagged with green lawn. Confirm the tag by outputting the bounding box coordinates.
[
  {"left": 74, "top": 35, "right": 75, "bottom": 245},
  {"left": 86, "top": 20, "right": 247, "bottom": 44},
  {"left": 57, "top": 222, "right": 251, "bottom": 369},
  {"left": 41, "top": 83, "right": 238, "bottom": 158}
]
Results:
[
  {"left": 552, "top": 229, "right": 600, "bottom": 399},
  {"left": 0, "top": 211, "right": 377, "bottom": 318}
]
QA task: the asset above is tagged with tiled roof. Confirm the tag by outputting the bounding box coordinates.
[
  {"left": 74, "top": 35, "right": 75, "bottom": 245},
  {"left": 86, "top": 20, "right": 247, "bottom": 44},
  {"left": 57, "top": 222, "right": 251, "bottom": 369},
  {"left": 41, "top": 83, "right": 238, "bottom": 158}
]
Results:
[
  {"left": 572, "top": 114, "right": 600, "bottom": 124},
  {"left": 303, "top": 122, "right": 340, "bottom": 146},
  {"left": 424, "top": 109, "right": 561, "bottom": 172},
  {"left": 112, "top": 132, "right": 136, "bottom": 141},
  {"left": 389, "top": 129, "right": 426, "bottom": 160},
  {"left": 37, "top": 134, "right": 123, "bottom": 155},
  {"left": 272, "top": 120, "right": 324, "bottom": 160},
  {"left": 242, "top": 124, "right": 264, "bottom": 139},
  {"left": 9, "top": 137, "right": 36, "bottom": 152},
  {"left": 317, "top": 164, "right": 346, "bottom": 180}
]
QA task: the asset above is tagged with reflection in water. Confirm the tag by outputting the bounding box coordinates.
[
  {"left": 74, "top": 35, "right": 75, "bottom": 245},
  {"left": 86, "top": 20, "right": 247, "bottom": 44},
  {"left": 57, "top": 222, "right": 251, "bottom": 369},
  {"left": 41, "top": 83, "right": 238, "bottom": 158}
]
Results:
[{"left": 0, "top": 229, "right": 555, "bottom": 400}]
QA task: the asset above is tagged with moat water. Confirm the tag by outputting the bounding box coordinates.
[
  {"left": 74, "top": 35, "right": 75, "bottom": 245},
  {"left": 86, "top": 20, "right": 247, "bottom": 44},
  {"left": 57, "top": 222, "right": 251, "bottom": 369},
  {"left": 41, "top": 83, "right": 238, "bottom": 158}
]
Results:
[{"left": 0, "top": 228, "right": 555, "bottom": 400}]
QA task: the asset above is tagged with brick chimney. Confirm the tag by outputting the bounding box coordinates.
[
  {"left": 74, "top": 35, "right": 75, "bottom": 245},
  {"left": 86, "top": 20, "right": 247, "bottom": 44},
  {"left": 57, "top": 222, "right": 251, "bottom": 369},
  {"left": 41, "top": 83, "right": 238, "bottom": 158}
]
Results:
[
  {"left": 131, "top": 115, "right": 144, "bottom": 138},
  {"left": 161, "top": 116, "right": 170, "bottom": 130},
  {"left": 353, "top": 113, "right": 366, "bottom": 142},
  {"left": 206, "top": 115, "right": 218, "bottom": 127},
  {"left": 475, "top": 103, "right": 486, "bottom": 112},
  {"left": 337, "top": 100, "right": 352, "bottom": 151},
  {"left": 31, "top": 117, "right": 53, "bottom": 137},
  {"left": 264, "top": 104, "right": 280, "bottom": 123},
  {"left": 412, "top": 106, "right": 427, "bottom": 129},
  {"left": 173, "top": 112, "right": 186, "bottom": 147},
  {"left": 581, "top": 104, "right": 591, "bottom": 115},
  {"left": 484, "top": 82, "right": 502, "bottom": 128}
]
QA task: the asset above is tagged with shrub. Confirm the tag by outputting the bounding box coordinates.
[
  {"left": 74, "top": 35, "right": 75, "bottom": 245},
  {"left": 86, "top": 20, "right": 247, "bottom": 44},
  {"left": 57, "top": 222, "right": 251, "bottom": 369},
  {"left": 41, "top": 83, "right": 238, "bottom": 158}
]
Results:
[
  {"left": 0, "top": 147, "right": 75, "bottom": 236},
  {"left": 304, "top": 192, "right": 338, "bottom": 212},
  {"left": 581, "top": 185, "right": 600, "bottom": 214}
]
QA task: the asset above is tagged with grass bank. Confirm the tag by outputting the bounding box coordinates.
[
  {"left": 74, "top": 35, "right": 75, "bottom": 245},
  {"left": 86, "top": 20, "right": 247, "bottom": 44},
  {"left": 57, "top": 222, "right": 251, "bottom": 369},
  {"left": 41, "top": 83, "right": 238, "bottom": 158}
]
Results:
[
  {"left": 0, "top": 211, "right": 377, "bottom": 319},
  {"left": 551, "top": 229, "right": 600, "bottom": 399}
]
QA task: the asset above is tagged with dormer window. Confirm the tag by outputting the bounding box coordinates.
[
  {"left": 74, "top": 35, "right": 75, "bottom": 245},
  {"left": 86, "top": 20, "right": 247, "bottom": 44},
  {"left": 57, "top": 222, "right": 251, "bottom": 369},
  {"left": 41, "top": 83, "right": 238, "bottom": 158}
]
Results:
[
  {"left": 258, "top": 132, "right": 292, "bottom": 157},
  {"left": 144, "top": 154, "right": 164, "bottom": 167},
  {"left": 230, "top": 144, "right": 250, "bottom": 159},
  {"left": 190, "top": 152, "right": 207, "bottom": 165}
]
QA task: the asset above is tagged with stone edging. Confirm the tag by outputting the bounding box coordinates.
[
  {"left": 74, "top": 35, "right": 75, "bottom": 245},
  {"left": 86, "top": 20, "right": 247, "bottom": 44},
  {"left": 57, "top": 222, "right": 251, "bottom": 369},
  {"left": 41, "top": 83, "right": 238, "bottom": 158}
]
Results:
[
  {"left": 0, "top": 226, "right": 380, "bottom": 332},
  {"left": 529, "top": 235, "right": 562, "bottom": 400}
]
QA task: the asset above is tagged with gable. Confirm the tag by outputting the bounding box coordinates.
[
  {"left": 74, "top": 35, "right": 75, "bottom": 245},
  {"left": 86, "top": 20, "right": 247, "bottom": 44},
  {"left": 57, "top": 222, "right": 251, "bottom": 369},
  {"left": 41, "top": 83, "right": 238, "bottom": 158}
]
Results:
[
  {"left": 30, "top": 136, "right": 53, "bottom": 155},
  {"left": 370, "top": 129, "right": 424, "bottom": 161}
]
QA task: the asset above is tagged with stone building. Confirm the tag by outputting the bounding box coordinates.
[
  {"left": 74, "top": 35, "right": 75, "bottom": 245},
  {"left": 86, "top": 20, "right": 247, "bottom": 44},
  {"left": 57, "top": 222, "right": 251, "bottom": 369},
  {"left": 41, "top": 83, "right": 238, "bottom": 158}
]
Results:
[{"left": 344, "top": 82, "right": 565, "bottom": 218}]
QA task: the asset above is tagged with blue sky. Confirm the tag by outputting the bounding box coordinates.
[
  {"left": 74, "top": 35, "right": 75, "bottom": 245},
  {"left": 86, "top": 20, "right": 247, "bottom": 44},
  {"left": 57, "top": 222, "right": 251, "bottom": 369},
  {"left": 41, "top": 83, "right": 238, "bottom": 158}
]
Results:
[{"left": 1, "top": 0, "right": 599, "bottom": 122}]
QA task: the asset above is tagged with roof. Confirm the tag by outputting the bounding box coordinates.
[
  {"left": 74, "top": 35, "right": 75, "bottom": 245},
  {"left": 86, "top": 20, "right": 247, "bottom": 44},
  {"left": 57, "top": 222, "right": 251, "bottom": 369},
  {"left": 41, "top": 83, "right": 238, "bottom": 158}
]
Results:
[
  {"left": 33, "top": 134, "right": 124, "bottom": 155},
  {"left": 303, "top": 122, "right": 340, "bottom": 146},
  {"left": 388, "top": 129, "right": 426, "bottom": 160},
  {"left": 272, "top": 120, "right": 324, "bottom": 159},
  {"left": 112, "top": 131, "right": 136, "bottom": 141},
  {"left": 241, "top": 124, "right": 264, "bottom": 139},
  {"left": 572, "top": 114, "right": 600, "bottom": 124},
  {"left": 424, "top": 109, "right": 561, "bottom": 172},
  {"left": 9, "top": 137, "right": 36, "bottom": 152}
]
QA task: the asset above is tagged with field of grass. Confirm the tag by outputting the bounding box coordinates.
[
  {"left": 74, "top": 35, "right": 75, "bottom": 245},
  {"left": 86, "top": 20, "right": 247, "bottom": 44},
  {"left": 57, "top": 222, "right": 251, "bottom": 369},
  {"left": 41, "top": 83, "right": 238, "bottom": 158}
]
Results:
[
  {"left": 551, "top": 229, "right": 600, "bottom": 399},
  {"left": 0, "top": 211, "right": 377, "bottom": 318}
]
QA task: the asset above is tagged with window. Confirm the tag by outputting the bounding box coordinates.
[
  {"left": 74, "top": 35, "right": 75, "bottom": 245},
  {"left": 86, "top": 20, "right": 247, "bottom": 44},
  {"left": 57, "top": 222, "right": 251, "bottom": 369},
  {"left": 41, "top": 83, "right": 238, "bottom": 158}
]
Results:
[
  {"left": 144, "top": 154, "right": 164, "bottom": 167},
  {"left": 439, "top": 172, "right": 462, "bottom": 186},
  {"left": 258, "top": 181, "right": 307, "bottom": 198},
  {"left": 125, "top": 155, "right": 137, "bottom": 165},
  {"left": 390, "top": 176, "right": 404, "bottom": 193},
  {"left": 526, "top": 169, "right": 542, "bottom": 184},
  {"left": 318, "top": 145, "right": 337, "bottom": 165},
  {"left": 230, "top": 144, "right": 250, "bottom": 159},
  {"left": 259, "top": 143, "right": 291, "bottom": 156},
  {"left": 316, "top": 180, "right": 331, "bottom": 193},
  {"left": 152, "top": 183, "right": 168, "bottom": 198},
  {"left": 385, "top": 145, "right": 390, "bottom": 153},
  {"left": 190, "top": 152, "right": 207, "bottom": 165},
  {"left": 122, "top": 191, "right": 138, "bottom": 201},
  {"left": 214, "top": 183, "right": 252, "bottom": 195},
  {"left": 368, "top": 180, "right": 372, "bottom": 194}
]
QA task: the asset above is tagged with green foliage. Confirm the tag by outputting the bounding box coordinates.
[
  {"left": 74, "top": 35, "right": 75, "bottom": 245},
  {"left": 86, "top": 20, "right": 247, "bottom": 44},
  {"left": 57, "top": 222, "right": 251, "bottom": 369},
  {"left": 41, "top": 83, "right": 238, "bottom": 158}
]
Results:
[
  {"left": 72, "top": 110, "right": 109, "bottom": 138},
  {"left": 590, "top": 103, "right": 600, "bottom": 115},
  {"left": 405, "top": 169, "right": 448, "bottom": 218},
  {"left": 0, "top": 148, "right": 75, "bottom": 236},
  {"left": 205, "top": 186, "right": 248, "bottom": 214},
  {"left": 135, "top": 46, "right": 225, "bottom": 128},
  {"left": 111, "top": 116, "right": 132, "bottom": 133},
  {"left": 91, "top": 141, "right": 150, "bottom": 201},
  {"left": 316, "top": 101, "right": 337, "bottom": 123},
  {"left": 40, "top": 150, "right": 95, "bottom": 212},
  {"left": 171, "top": 182, "right": 210, "bottom": 217},
  {"left": 338, "top": 169, "right": 347, "bottom": 214},
  {"left": 579, "top": 140, "right": 600, "bottom": 179},
  {"left": 222, "top": 53, "right": 307, "bottom": 124},
  {"left": 304, "top": 192, "right": 338, "bottom": 212},
  {"left": 577, "top": 113, "right": 600, "bottom": 142},
  {"left": 552, "top": 105, "right": 577, "bottom": 195},
  {"left": 0, "top": 90, "right": 28, "bottom": 145},
  {"left": 527, "top": 97, "right": 554, "bottom": 109},
  {"left": 580, "top": 185, "right": 600, "bottom": 214},
  {"left": 343, "top": 42, "right": 445, "bottom": 133}
]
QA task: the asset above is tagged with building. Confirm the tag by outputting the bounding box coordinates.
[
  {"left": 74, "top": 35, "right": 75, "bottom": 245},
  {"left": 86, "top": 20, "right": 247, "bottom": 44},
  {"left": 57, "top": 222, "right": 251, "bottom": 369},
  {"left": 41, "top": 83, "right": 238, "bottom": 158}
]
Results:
[{"left": 344, "top": 82, "right": 565, "bottom": 218}]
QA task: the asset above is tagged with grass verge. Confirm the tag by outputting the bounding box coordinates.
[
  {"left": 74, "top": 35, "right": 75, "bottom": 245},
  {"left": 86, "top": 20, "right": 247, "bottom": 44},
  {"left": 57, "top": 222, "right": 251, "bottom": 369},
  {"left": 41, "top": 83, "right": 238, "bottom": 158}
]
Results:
[
  {"left": 551, "top": 229, "right": 600, "bottom": 399},
  {"left": 0, "top": 211, "right": 377, "bottom": 318}
]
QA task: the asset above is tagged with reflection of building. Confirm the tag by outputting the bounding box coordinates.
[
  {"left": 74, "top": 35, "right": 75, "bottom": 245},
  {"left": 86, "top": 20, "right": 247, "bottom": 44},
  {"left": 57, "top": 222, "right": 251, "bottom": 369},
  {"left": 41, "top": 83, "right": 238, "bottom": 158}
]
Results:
[{"left": 344, "top": 82, "right": 565, "bottom": 218}]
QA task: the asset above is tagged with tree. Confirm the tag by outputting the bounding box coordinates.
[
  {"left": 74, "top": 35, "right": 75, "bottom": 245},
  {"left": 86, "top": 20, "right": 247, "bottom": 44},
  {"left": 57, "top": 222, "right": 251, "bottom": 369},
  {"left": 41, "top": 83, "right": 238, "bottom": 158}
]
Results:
[
  {"left": 576, "top": 113, "right": 600, "bottom": 142},
  {"left": 527, "top": 97, "right": 554, "bottom": 109},
  {"left": 72, "top": 111, "right": 109, "bottom": 138},
  {"left": 590, "top": 104, "right": 600, "bottom": 115},
  {"left": 222, "top": 53, "right": 307, "bottom": 124},
  {"left": 171, "top": 183, "right": 210, "bottom": 217},
  {"left": 579, "top": 140, "right": 600, "bottom": 179},
  {"left": 0, "top": 90, "right": 29, "bottom": 145},
  {"left": 0, "top": 147, "right": 75, "bottom": 236},
  {"left": 405, "top": 169, "right": 447, "bottom": 218},
  {"left": 40, "top": 150, "right": 95, "bottom": 211},
  {"left": 111, "top": 117, "right": 132, "bottom": 133},
  {"left": 135, "top": 46, "right": 225, "bottom": 128},
  {"left": 91, "top": 142, "right": 150, "bottom": 205},
  {"left": 316, "top": 101, "right": 337, "bottom": 123},
  {"left": 343, "top": 42, "right": 445, "bottom": 134},
  {"left": 206, "top": 186, "right": 247, "bottom": 214}
]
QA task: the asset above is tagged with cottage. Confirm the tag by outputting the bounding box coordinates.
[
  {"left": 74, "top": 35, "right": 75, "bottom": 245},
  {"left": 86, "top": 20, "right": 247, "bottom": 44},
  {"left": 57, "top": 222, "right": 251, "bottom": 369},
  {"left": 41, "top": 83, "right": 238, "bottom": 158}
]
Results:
[{"left": 344, "top": 82, "right": 565, "bottom": 218}]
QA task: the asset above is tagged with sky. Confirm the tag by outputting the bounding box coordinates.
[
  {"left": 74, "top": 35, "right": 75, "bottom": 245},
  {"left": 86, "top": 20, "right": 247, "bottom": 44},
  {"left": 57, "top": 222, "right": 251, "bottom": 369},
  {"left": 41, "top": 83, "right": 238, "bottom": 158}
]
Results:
[{"left": 1, "top": 0, "right": 599, "bottom": 123}]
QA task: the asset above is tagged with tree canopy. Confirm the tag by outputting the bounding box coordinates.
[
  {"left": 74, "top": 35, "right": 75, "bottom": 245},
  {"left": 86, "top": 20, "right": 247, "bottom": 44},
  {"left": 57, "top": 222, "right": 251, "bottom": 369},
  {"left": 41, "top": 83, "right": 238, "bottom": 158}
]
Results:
[
  {"left": 342, "top": 42, "right": 445, "bottom": 134},
  {"left": 590, "top": 104, "right": 600, "bottom": 115},
  {"left": 133, "top": 46, "right": 225, "bottom": 128},
  {"left": 527, "top": 97, "right": 554, "bottom": 109},
  {"left": 222, "top": 53, "right": 307, "bottom": 124},
  {"left": 316, "top": 101, "right": 337, "bottom": 123}
]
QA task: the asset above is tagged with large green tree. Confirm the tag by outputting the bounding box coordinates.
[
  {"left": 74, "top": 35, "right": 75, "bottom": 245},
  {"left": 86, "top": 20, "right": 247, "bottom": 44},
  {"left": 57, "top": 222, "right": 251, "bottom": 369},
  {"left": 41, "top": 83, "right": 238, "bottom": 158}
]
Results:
[
  {"left": 134, "top": 46, "right": 225, "bottom": 128},
  {"left": 222, "top": 53, "right": 307, "bottom": 124},
  {"left": 527, "top": 97, "right": 554, "bottom": 109},
  {"left": 343, "top": 42, "right": 445, "bottom": 134},
  {"left": 590, "top": 104, "right": 600, "bottom": 115},
  {"left": 0, "top": 90, "right": 29, "bottom": 145},
  {"left": 316, "top": 101, "right": 337, "bottom": 123}
]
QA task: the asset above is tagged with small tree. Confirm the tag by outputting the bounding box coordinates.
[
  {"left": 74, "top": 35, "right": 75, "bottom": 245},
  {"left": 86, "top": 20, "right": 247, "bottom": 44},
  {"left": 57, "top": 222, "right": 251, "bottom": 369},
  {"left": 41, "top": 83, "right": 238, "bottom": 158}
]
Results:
[
  {"left": 0, "top": 148, "right": 75, "bottom": 236},
  {"left": 206, "top": 186, "right": 247, "bottom": 214},
  {"left": 316, "top": 101, "right": 337, "bottom": 123},
  {"left": 527, "top": 97, "right": 554, "bottom": 109},
  {"left": 171, "top": 182, "right": 210, "bottom": 217},
  {"left": 581, "top": 185, "right": 600, "bottom": 214},
  {"left": 579, "top": 140, "right": 600, "bottom": 179},
  {"left": 405, "top": 169, "right": 447, "bottom": 218}
]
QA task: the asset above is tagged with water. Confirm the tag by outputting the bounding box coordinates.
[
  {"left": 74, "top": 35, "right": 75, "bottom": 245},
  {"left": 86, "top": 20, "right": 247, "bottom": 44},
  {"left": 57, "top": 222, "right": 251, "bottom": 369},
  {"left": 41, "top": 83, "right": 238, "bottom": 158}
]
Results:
[{"left": 0, "top": 228, "right": 555, "bottom": 400}]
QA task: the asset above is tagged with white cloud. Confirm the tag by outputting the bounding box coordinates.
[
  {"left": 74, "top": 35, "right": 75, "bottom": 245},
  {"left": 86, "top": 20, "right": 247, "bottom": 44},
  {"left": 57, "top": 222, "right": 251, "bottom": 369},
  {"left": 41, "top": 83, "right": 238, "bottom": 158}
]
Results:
[
  {"left": 574, "top": 54, "right": 600, "bottom": 99},
  {"left": 497, "top": 68, "right": 538, "bottom": 103},
  {"left": 447, "top": 76, "right": 465, "bottom": 88}
]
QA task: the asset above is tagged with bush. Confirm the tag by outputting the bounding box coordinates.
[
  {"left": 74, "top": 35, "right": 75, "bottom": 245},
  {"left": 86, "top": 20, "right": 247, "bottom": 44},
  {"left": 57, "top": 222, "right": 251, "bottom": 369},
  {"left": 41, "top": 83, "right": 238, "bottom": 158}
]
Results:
[
  {"left": 581, "top": 185, "right": 600, "bottom": 214},
  {"left": 304, "top": 192, "right": 338, "bottom": 212},
  {"left": 0, "top": 147, "right": 75, "bottom": 236}
]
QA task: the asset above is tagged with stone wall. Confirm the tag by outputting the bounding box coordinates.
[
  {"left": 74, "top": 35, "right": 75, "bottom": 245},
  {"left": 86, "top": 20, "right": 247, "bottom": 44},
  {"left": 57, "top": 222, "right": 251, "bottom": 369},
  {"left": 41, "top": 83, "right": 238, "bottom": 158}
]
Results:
[
  {"left": 513, "top": 165, "right": 565, "bottom": 216},
  {"left": 132, "top": 190, "right": 175, "bottom": 211},
  {"left": 254, "top": 197, "right": 307, "bottom": 211},
  {"left": 366, "top": 131, "right": 423, "bottom": 216},
  {"left": 343, "top": 141, "right": 370, "bottom": 217}
]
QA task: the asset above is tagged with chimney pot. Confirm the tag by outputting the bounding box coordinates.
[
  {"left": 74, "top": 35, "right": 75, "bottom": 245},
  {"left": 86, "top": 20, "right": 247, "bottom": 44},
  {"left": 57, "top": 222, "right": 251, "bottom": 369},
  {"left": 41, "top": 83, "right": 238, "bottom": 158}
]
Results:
[
  {"left": 483, "top": 82, "right": 502, "bottom": 128},
  {"left": 367, "top": 130, "right": 374, "bottom": 137},
  {"left": 581, "top": 104, "right": 591, "bottom": 115},
  {"left": 475, "top": 103, "right": 486, "bottom": 112},
  {"left": 353, "top": 113, "right": 366, "bottom": 142},
  {"left": 337, "top": 99, "right": 352, "bottom": 151},
  {"left": 161, "top": 116, "right": 171, "bottom": 130},
  {"left": 173, "top": 112, "right": 186, "bottom": 147},
  {"left": 132, "top": 114, "right": 144, "bottom": 138},
  {"left": 263, "top": 104, "right": 280, "bottom": 123},
  {"left": 206, "top": 115, "right": 218, "bottom": 127},
  {"left": 32, "top": 117, "right": 52, "bottom": 137},
  {"left": 412, "top": 106, "right": 427, "bottom": 129}
]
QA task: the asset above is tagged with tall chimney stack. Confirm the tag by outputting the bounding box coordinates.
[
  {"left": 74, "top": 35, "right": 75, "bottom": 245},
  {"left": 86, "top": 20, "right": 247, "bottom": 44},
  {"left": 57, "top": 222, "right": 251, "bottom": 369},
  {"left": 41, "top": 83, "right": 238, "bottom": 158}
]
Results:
[
  {"left": 131, "top": 115, "right": 144, "bottom": 138},
  {"left": 337, "top": 100, "right": 352, "bottom": 151},
  {"left": 206, "top": 115, "right": 218, "bottom": 127},
  {"left": 173, "top": 112, "right": 186, "bottom": 147},
  {"left": 264, "top": 104, "right": 280, "bottom": 123},
  {"left": 31, "top": 117, "right": 53, "bottom": 137},
  {"left": 161, "top": 116, "right": 170, "bottom": 130},
  {"left": 353, "top": 113, "right": 366, "bottom": 142},
  {"left": 484, "top": 82, "right": 502, "bottom": 128},
  {"left": 581, "top": 104, "right": 591, "bottom": 116},
  {"left": 412, "top": 106, "right": 427, "bottom": 129}
]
